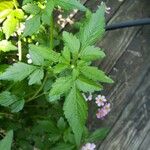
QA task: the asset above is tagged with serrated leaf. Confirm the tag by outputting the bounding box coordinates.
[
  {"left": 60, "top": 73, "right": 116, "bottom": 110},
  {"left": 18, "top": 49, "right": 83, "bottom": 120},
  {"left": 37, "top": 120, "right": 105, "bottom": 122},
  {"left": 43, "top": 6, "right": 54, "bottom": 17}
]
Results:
[
  {"left": 76, "top": 76, "right": 103, "bottom": 92},
  {"left": 0, "top": 9, "right": 12, "bottom": 20},
  {"left": 53, "top": 64, "right": 68, "bottom": 74},
  {"left": 49, "top": 76, "right": 73, "bottom": 102},
  {"left": 0, "top": 1, "right": 14, "bottom": 11},
  {"left": 13, "top": 9, "right": 24, "bottom": 19},
  {"left": 10, "top": 99, "right": 25, "bottom": 113},
  {"left": 29, "top": 44, "right": 60, "bottom": 65},
  {"left": 86, "top": 128, "right": 109, "bottom": 142},
  {"left": 80, "top": 66, "right": 114, "bottom": 83},
  {"left": 79, "top": 3, "right": 105, "bottom": 49},
  {"left": 0, "top": 40, "right": 17, "bottom": 52},
  {"left": 0, "top": 91, "right": 17, "bottom": 107},
  {"left": 41, "top": 1, "right": 54, "bottom": 25},
  {"left": 62, "top": 46, "right": 70, "bottom": 63},
  {"left": 2, "top": 15, "right": 18, "bottom": 39},
  {"left": 57, "top": 117, "right": 66, "bottom": 130},
  {"left": 54, "top": 0, "right": 86, "bottom": 11},
  {"left": 0, "top": 130, "right": 13, "bottom": 150},
  {"left": 64, "top": 86, "right": 88, "bottom": 145},
  {"left": 23, "top": 0, "right": 33, "bottom": 5},
  {"left": 79, "top": 46, "right": 105, "bottom": 61},
  {"left": 22, "top": 3, "right": 41, "bottom": 15},
  {"left": 23, "top": 14, "right": 41, "bottom": 36},
  {"left": 28, "top": 68, "right": 44, "bottom": 85},
  {"left": 0, "top": 62, "right": 36, "bottom": 81},
  {"left": 63, "top": 31, "right": 80, "bottom": 54},
  {"left": 51, "top": 143, "right": 75, "bottom": 150}
]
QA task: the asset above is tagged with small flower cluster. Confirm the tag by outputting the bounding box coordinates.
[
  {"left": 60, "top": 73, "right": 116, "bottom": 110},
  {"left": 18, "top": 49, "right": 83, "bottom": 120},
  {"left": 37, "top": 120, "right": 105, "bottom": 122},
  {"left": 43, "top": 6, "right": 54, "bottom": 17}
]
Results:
[
  {"left": 83, "top": 93, "right": 111, "bottom": 120},
  {"left": 57, "top": 6, "right": 77, "bottom": 28},
  {"left": 81, "top": 143, "right": 96, "bottom": 150},
  {"left": 95, "top": 95, "right": 111, "bottom": 119},
  {"left": 26, "top": 54, "right": 32, "bottom": 64}
]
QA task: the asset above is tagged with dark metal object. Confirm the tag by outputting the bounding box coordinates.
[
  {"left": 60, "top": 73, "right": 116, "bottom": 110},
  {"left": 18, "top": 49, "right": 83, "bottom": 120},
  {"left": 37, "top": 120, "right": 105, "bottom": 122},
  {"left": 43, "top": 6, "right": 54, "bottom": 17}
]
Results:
[{"left": 106, "top": 18, "right": 150, "bottom": 31}]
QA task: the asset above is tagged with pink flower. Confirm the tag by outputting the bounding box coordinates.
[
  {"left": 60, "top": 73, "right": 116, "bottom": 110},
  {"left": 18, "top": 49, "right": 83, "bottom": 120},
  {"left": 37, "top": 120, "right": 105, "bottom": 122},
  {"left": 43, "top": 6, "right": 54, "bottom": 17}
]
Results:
[
  {"left": 96, "top": 103, "right": 111, "bottom": 119},
  {"left": 104, "top": 103, "right": 111, "bottom": 113},
  {"left": 95, "top": 95, "right": 107, "bottom": 107},
  {"left": 81, "top": 143, "right": 96, "bottom": 150}
]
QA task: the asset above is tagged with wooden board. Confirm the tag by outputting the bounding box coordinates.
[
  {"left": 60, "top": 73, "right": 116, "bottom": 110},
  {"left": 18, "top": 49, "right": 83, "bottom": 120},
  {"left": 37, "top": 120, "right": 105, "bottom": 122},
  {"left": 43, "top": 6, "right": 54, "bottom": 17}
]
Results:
[{"left": 80, "top": 0, "right": 150, "bottom": 149}]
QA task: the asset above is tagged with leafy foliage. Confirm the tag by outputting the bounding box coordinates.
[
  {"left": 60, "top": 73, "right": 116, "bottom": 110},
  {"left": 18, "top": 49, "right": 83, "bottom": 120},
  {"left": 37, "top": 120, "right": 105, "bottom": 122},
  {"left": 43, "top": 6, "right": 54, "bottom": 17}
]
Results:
[
  {"left": 79, "top": 4, "right": 106, "bottom": 49},
  {"left": 0, "top": 130, "right": 13, "bottom": 150},
  {"left": 0, "top": 0, "right": 114, "bottom": 149},
  {"left": 64, "top": 86, "right": 88, "bottom": 146}
]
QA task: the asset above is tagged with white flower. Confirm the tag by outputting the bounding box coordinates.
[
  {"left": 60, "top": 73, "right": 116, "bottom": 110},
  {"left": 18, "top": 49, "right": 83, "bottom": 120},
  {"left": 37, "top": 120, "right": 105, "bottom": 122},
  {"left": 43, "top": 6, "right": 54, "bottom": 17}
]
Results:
[
  {"left": 58, "top": 14, "right": 62, "bottom": 19},
  {"left": 81, "top": 143, "right": 96, "bottom": 150},
  {"left": 26, "top": 54, "right": 31, "bottom": 59},
  {"left": 27, "top": 58, "right": 32, "bottom": 64},
  {"left": 95, "top": 95, "right": 107, "bottom": 107},
  {"left": 87, "top": 93, "right": 92, "bottom": 101}
]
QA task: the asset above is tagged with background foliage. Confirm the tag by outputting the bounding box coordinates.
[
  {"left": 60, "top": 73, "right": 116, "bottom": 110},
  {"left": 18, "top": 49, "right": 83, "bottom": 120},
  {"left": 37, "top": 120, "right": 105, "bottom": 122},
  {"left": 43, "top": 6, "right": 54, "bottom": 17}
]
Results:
[{"left": 0, "top": 0, "right": 113, "bottom": 149}]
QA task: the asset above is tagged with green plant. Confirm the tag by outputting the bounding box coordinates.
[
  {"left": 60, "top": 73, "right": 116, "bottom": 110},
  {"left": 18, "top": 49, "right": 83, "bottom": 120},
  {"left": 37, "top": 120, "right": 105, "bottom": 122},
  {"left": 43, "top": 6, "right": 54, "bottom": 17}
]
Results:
[{"left": 0, "top": 0, "right": 113, "bottom": 149}]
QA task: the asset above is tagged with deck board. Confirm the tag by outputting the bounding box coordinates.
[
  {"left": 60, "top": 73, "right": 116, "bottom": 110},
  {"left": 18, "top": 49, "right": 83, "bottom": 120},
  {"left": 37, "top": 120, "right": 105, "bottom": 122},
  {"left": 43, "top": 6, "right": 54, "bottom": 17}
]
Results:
[{"left": 82, "top": 0, "right": 150, "bottom": 149}]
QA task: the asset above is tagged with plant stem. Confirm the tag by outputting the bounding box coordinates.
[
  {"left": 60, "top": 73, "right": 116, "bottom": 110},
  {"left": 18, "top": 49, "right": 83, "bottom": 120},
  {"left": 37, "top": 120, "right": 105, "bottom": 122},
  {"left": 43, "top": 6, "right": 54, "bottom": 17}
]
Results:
[
  {"left": 50, "top": 13, "right": 54, "bottom": 49},
  {"left": 26, "top": 73, "right": 48, "bottom": 103},
  {"left": 18, "top": 39, "right": 22, "bottom": 61}
]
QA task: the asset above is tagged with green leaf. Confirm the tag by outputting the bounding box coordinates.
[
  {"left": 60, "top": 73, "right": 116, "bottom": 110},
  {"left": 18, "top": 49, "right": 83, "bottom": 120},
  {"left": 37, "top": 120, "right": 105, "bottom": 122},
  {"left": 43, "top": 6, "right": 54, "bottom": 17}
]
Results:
[
  {"left": 49, "top": 76, "right": 73, "bottom": 102},
  {"left": 0, "top": 1, "right": 14, "bottom": 11},
  {"left": 79, "top": 3, "right": 105, "bottom": 49},
  {"left": 29, "top": 44, "right": 60, "bottom": 65},
  {"left": 0, "top": 40, "right": 17, "bottom": 52},
  {"left": 0, "top": 64, "right": 9, "bottom": 74},
  {"left": 41, "top": 1, "right": 54, "bottom": 25},
  {"left": 0, "top": 91, "right": 16, "bottom": 107},
  {"left": 2, "top": 15, "right": 18, "bottom": 39},
  {"left": 23, "top": 0, "right": 33, "bottom": 5},
  {"left": 57, "top": 117, "right": 66, "bottom": 130},
  {"left": 86, "top": 128, "right": 109, "bottom": 142},
  {"left": 13, "top": 9, "right": 24, "bottom": 19},
  {"left": 79, "top": 46, "right": 105, "bottom": 61},
  {"left": 22, "top": 3, "right": 41, "bottom": 15},
  {"left": 0, "top": 9, "right": 12, "bottom": 19},
  {"left": 0, "top": 130, "right": 13, "bottom": 150},
  {"left": 53, "top": 64, "right": 68, "bottom": 74},
  {"left": 0, "top": 62, "right": 36, "bottom": 81},
  {"left": 51, "top": 143, "right": 75, "bottom": 150},
  {"left": 54, "top": 0, "right": 86, "bottom": 11},
  {"left": 63, "top": 31, "right": 80, "bottom": 54},
  {"left": 64, "top": 86, "right": 88, "bottom": 145},
  {"left": 10, "top": 99, "right": 25, "bottom": 113},
  {"left": 80, "top": 66, "right": 114, "bottom": 83},
  {"left": 0, "top": 91, "right": 25, "bottom": 112},
  {"left": 28, "top": 68, "right": 44, "bottom": 85},
  {"left": 23, "top": 14, "right": 41, "bottom": 36},
  {"left": 76, "top": 76, "right": 103, "bottom": 92},
  {"left": 62, "top": 46, "right": 70, "bottom": 63}
]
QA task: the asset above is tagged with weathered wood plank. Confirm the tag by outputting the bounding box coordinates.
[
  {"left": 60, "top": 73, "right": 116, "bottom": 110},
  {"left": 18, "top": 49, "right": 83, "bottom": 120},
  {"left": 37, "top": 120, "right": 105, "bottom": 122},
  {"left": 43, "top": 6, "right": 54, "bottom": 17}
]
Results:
[
  {"left": 138, "top": 131, "right": 150, "bottom": 150},
  {"left": 88, "top": 25, "right": 150, "bottom": 131},
  {"left": 88, "top": 0, "right": 150, "bottom": 129},
  {"left": 95, "top": 0, "right": 150, "bottom": 73},
  {"left": 98, "top": 66, "right": 150, "bottom": 149}
]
